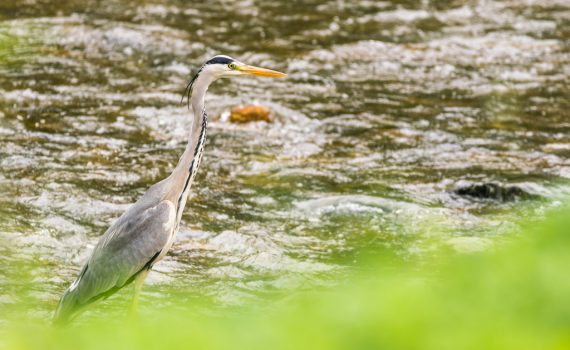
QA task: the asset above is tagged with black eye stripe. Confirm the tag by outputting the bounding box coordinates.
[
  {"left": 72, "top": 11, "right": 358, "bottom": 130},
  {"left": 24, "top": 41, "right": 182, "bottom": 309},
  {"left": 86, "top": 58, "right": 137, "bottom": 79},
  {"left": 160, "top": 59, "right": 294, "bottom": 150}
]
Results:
[{"left": 205, "top": 56, "right": 234, "bottom": 65}]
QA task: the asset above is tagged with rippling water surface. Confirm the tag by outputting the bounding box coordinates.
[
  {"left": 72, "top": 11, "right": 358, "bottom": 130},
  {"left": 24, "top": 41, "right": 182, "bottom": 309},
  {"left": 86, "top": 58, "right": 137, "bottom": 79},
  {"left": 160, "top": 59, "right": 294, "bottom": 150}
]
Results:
[{"left": 1, "top": 0, "right": 569, "bottom": 319}]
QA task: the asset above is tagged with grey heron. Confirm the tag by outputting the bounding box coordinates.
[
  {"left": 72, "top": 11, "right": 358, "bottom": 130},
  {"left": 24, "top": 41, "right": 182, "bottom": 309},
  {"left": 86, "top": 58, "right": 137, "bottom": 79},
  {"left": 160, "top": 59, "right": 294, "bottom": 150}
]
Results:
[{"left": 53, "top": 55, "right": 286, "bottom": 324}]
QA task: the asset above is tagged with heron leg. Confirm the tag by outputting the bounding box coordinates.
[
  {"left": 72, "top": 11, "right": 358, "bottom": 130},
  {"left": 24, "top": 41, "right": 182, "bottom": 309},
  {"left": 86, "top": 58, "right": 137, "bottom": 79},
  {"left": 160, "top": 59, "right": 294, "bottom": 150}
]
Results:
[{"left": 130, "top": 268, "right": 150, "bottom": 317}]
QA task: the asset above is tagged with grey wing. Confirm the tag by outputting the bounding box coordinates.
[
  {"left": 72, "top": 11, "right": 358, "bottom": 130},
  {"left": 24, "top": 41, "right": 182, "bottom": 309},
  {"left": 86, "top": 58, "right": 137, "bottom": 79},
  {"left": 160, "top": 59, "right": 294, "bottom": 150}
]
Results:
[{"left": 63, "top": 200, "right": 176, "bottom": 308}]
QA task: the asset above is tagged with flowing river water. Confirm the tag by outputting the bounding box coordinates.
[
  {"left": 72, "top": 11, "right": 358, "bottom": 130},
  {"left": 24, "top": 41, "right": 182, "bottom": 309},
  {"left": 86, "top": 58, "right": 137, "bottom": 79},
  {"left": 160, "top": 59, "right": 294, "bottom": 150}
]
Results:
[{"left": 0, "top": 0, "right": 569, "bottom": 320}]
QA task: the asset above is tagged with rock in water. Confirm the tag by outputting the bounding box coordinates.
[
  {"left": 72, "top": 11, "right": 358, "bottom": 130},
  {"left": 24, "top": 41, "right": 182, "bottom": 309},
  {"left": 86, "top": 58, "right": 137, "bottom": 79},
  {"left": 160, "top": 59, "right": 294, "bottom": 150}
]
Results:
[
  {"left": 229, "top": 105, "right": 271, "bottom": 123},
  {"left": 454, "top": 183, "right": 537, "bottom": 202}
]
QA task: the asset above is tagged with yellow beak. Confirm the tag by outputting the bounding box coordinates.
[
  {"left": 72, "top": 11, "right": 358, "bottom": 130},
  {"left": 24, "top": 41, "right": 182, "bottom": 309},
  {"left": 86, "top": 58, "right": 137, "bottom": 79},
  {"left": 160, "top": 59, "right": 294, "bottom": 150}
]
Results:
[{"left": 238, "top": 64, "right": 287, "bottom": 78}]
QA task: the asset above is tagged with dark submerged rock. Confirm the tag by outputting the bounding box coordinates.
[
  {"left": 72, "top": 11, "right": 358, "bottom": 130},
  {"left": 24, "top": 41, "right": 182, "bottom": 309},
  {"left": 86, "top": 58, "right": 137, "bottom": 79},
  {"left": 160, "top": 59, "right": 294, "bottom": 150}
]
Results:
[{"left": 454, "top": 183, "right": 538, "bottom": 202}]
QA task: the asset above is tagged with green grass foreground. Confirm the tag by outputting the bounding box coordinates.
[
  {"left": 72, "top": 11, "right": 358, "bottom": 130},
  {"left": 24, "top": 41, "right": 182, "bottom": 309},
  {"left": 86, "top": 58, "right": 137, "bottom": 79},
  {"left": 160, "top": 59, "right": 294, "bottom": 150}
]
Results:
[{"left": 3, "top": 207, "right": 570, "bottom": 350}]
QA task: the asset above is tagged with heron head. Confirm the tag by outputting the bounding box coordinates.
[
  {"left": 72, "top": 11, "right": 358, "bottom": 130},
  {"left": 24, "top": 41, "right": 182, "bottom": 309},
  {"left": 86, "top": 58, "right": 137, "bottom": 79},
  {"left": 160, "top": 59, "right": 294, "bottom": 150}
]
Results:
[
  {"left": 202, "top": 55, "right": 287, "bottom": 79},
  {"left": 183, "top": 55, "right": 286, "bottom": 108}
]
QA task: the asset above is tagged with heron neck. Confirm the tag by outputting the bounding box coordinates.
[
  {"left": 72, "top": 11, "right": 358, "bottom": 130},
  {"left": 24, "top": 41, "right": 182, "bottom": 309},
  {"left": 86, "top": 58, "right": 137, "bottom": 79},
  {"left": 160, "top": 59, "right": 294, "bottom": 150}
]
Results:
[{"left": 170, "top": 72, "right": 214, "bottom": 216}]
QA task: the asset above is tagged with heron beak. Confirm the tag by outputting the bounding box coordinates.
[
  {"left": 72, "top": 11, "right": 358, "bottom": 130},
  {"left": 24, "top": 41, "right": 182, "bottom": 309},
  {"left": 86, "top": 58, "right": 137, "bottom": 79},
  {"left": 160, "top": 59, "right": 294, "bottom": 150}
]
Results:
[{"left": 239, "top": 64, "right": 287, "bottom": 78}]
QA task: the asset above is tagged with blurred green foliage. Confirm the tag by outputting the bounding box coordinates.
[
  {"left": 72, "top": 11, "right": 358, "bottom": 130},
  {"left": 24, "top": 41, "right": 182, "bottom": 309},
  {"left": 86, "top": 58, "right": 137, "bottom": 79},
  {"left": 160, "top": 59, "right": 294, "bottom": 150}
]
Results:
[{"left": 3, "top": 206, "right": 570, "bottom": 350}]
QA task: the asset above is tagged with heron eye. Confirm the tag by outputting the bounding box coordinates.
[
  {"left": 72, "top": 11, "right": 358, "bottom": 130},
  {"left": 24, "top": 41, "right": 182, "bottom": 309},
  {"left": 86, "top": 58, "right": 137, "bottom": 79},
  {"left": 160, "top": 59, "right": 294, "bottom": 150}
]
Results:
[{"left": 228, "top": 63, "right": 237, "bottom": 70}]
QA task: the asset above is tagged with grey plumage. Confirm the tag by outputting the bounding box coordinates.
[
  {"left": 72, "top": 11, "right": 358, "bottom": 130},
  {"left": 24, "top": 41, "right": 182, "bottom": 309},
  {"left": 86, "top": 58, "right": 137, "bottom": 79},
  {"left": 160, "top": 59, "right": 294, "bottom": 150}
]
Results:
[{"left": 54, "top": 185, "right": 176, "bottom": 323}]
